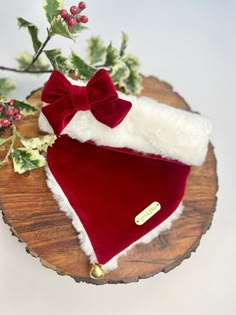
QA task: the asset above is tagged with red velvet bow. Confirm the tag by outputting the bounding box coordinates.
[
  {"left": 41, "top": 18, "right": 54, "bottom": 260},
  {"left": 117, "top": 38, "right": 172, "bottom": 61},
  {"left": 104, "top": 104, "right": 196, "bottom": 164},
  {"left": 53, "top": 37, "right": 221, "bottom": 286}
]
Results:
[{"left": 41, "top": 69, "right": 132, "bottom": 136}]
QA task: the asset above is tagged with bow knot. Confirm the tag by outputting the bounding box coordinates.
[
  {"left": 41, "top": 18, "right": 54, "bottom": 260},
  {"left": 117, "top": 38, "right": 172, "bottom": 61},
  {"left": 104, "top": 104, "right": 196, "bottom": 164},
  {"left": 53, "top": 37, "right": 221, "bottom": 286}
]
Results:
[
  {"left": 41, "top": 69, "right": 132, "bottom": 136},
  {"left": 69, "top": 85, "right": 90, "bottom": 111}
]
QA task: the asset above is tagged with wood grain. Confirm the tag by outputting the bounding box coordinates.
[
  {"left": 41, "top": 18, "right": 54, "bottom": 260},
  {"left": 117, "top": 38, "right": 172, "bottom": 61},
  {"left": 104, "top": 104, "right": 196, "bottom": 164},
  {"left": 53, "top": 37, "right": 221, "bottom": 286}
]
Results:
[{"left": 0, "top": 76, "right": 218, "bottom": 284}]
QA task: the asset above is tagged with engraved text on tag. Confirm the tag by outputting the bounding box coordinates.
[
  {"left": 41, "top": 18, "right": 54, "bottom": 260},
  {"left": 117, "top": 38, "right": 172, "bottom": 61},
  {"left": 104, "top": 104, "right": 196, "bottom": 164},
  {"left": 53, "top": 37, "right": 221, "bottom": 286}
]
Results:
[{"left": 135, "top": 201, "right": 161, "bottom": 225}]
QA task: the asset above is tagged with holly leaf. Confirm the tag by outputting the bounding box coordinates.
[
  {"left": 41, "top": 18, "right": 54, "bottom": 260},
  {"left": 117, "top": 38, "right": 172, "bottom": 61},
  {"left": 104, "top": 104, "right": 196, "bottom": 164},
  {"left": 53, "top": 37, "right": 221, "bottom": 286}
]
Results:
[
  {"left": 17, "top": 17, "right": 42, "bottom": 52},
  {"left": 14, "top": 100, "right": 38, "bottom": 117},
  {"left": 21, "top": 135, "right": 56, "bottom": 152},
  {"left": 87, "top": 36, "right": 106, "bottom": 65},
  {"left": 0, "top": 138, "right": 8, "bottom": 146},
  {"left": 70, "top": 52, "right": 97, "bottom": 80},
  {"left": 45, "top": 49, "right": 70, "bottom": 73},
  {"left": 43, "top": 0, "right": 63, "bottom": 24},
  {"left": 110, "top": 61, "right": 130, "bottom": 86},
  {"left": 121, "top": 55, "right": 142, "bottom": 95},
  {"left": 123, "top": 55, "right": 140, "bottom": 72},
  {"left": 50, "top": 16, "right": 73, "bottom": 39},
  {"left": 17, "top": 51, "right": 50, "bottom": 71},
  {"left": 16, "top": 51, "right": 32, "bottom": 70},
  {"left": 0, "top": 78, "right": 16, "bottom": 96},
  {"left": 70, "top": 22, "right": 87, "bottom": 34},
  {"left": 0, "top": 96, "right": 8, "bottom": 103},
  {"left": 12, "top": 148, "right": 46, "bottom": 174},
  {"left": 105, "top": 43, "right": 120, "bottom": 67},
  {"left": 119, "top": 32, "right": 128, "bottom": 57},
  {"left": 121, "top": 70, "right": 142, "bottom": 95}
]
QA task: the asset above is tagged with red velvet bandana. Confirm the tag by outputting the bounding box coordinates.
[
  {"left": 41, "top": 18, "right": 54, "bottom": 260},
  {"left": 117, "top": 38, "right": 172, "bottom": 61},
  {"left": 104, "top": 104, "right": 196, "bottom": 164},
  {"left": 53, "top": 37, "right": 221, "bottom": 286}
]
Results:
[
  {"left": 47, "top": 136, "right": 190, "bottom": 265},
  {"left": 40, "top": 69, "right": 210, "bottom": 273}
]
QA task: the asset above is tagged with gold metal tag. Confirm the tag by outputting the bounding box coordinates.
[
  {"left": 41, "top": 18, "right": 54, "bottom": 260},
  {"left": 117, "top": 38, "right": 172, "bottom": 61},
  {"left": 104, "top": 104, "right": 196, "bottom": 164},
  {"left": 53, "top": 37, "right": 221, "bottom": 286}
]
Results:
[{"left": 135, "top": 201, "right": 161, "bottom": 225}]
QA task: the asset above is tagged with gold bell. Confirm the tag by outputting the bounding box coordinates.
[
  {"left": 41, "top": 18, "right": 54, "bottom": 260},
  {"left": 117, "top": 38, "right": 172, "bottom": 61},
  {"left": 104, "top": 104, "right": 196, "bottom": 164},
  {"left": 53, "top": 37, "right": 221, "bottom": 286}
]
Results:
[{"left": 90, "top": 263, "right": 105, "bottom": 279}]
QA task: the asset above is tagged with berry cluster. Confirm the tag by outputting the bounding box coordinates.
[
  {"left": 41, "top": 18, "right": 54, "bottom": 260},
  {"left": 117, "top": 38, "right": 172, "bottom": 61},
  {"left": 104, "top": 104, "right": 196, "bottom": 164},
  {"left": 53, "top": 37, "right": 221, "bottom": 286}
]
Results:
[
  {"left": 0, "top": 100, "right": 22, "bottom": 128},
  {"left": 60, "top": 2, "right": 88, "bottom": 28}
]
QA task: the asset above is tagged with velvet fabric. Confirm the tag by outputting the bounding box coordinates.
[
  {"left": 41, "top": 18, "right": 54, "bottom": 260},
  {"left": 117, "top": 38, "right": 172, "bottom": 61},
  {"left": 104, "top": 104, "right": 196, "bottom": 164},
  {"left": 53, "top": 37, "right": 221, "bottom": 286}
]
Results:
[
  {"left": 41, "top": 69, "right": 132, "bottom": 135},
  {"left": 47, "top": 136, "right": 190, "bottom": 265}
]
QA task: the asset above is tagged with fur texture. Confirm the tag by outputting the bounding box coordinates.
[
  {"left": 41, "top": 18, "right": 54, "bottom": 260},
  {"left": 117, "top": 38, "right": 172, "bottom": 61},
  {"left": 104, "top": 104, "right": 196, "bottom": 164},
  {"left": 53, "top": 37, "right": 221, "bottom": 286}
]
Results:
[
  {"left": 39, "top": 77, "right": 211, "bottom": 166},
  {"left": 46, "top": 166, "right": 184, "bottom": 272}
]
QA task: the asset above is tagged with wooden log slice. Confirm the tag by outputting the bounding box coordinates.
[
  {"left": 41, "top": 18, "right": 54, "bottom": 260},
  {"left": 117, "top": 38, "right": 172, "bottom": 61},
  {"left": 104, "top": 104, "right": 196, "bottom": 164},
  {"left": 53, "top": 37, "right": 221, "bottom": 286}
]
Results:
[{"left": 0, "top": 76, "right": 217, "bottom": 284}]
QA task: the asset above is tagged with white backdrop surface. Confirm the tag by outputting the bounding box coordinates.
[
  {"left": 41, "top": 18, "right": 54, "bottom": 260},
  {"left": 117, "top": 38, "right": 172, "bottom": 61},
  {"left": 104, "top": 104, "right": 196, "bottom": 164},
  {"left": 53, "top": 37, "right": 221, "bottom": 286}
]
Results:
[{"left": 0, "top": 1, "right": 235, "bottom": 314}]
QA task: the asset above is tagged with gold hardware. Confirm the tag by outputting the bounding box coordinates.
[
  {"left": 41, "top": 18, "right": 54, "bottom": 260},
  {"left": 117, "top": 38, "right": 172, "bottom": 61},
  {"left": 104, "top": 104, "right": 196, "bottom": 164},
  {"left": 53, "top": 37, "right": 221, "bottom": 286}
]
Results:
[
  {"left": 135, "top": 201, "right": 161, "bottom": 225},
  {"left": 90, "top": 263, "right": 104, "bottom": 279}
]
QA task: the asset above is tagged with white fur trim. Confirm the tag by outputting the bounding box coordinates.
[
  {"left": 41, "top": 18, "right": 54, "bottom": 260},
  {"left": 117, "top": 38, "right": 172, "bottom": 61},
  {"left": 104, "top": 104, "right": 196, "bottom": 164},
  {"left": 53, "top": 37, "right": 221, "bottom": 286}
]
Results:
[
  {"left": 39, "top": 77, "right": 211, "bottom": 166},
  {"left": 103, "top": 203, "right": 184, "bottom": 272},
  {"left": 46, "top": 166, "right": 184, "bottom": 273}
]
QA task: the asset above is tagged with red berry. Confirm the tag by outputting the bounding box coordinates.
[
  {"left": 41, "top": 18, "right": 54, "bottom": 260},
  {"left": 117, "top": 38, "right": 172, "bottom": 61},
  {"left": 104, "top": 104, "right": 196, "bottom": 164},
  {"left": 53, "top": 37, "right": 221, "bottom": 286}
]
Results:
[
  {"left": 6, "top": 109, "right": 14, "bottom": 116},
  {"left": 0, "top": 118, "right": 11, "bottom": 127},
  {"left": 13, "top": 108, "right": 20, "bottom": 115},
  {"left": 67, "top": 16, "right": 77, "bottom": 27},
  {"left": 60, "top": 9, "right": 69, "bottom": 19},
  {"left": 0, "top": 105, "right": 4, "bottom": 112},
  {"left": 70, "top": 5, "right": 79, "bottom": 15},
  {"left": 80, "top": 15, "right": 88, "bottom": 23},
  {"left": 14, "top": 113, "right": 23, "bottom": 121},
  {"left": 78, "top": 2, "right": 86, "bottom": 10},
  {"left": 8, "top": 99, "right": 15, "bottom": 106},
  {"left": 65, "top": 13, "right": 70, "bottom": 20}
]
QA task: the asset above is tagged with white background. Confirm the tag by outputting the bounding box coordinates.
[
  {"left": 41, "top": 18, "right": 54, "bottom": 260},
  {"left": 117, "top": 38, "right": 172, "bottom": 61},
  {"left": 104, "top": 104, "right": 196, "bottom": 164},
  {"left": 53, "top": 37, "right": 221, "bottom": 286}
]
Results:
[{"left": 0, "top": 1, "right": 235, "bottom": 314}]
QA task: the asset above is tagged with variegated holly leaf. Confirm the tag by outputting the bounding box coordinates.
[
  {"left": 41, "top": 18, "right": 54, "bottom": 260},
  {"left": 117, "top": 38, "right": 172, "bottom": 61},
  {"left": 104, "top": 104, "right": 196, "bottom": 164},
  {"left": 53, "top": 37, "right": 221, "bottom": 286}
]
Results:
[
  {"left": 17, "top": 17, "right": 42, "bottom": 52},
  {"left": 110, "top": 60, "right": 130, "bottom": 86},
  {"left": 14, "top": 100, "right": 38, "bottom": 117},
  {"left": 123, "top": 55, "right": 140, "bottom": 71},
  {"left": 122, "top": 71, "right": 142, "bottom": 95},
  {"left": 0, "top": 78, "right": 16, "bottom": 96},
  {"left": 17, "top": 51, "right": 50, "bottom": 71},
  {"left": 119, "top": 32, "right": 128, "bottom": 57},
  {"left": 43, "top": 0, "right": 64, "bottom": 24},
  {"left": 0, "top": 138, "right": 8, "bottom": 146},
  {"left": 70, "top": 52, "right": 97, "bottom": 80},
  {"left": 70, "top": 22, "right": 87, "bottom": 34},
  {"left": 21, "top": 135, "right": 56, "bottom": 152},
  {"left": 0, "top": 96, "right": 8, "bottom": 103},
  {"left": 87, "top": 36, "right": 106, "bottom": 65},
  {"left": 50, "top": 16, "right": 73, "bottom": 40},
  {"left": 17, "top": 52, "right": 32, "bottom": 70},
  {"left": 105, "top": 43, "right": 120, "bottom": 67},
  {"left": 121, "top": 55, "right": 142, "bottom": 95},
  {"left": 12, "top": 148, "right": 46, "bottom": 174},
  {"left": 45, "top": 49, "right": 70, "bottom": 73}
]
